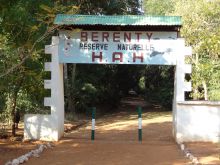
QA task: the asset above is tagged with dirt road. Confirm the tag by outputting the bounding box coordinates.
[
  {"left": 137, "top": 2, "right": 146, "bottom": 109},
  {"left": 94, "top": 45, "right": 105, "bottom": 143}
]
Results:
[
  {"left": 1, "top": 97, "right": 219, "bottom": 164},
  {"left": 24, "top": 97, "right": 189, "bottom": 165}
]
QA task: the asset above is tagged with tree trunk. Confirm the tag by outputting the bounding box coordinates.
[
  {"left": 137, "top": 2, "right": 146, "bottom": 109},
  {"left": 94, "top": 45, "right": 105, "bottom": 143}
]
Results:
[
  {"left": 193, "top": 86, "right": 199, "bottom": 100},
  {"left": 192, "top": 53, "right": 199, "bottom": 100},
  {"left": 11, "top": 93, "right": 17, "bottom": 137},
  {"left": 202, "top": 80, "right": 208, "bottom": 100},
  {"left": 11, "top": 76, "right": 24, "bottom": 137},
  {"left": 66, "top": 64, "right": 77, "bottom": 118}
]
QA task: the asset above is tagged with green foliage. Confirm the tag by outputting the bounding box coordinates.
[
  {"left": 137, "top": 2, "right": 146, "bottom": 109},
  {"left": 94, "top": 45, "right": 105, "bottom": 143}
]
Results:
[
  {"left": 74, "top": 82, "right": 98, "bottom": 112},
  {"left": 144, "top": 0, "right": 220, "bottom": 101},
  {"left": 72, "top": 65, "right": 121, "bottom": 112},
  {"left": 0, "top": 0, "right": 78, "bottom": 127},
  {"left": 0, "top": 124, "right": 8, "bottom": 139},
  {"left": 68, "top": 63, "right": 146, "bottom": 113},
  {"left": 144, "top": 0, "right": 175, "bottom": 15},
  {"left": 173, "top": 0, "right": 220, "bottom": 100},
  {"left": 138, "top": 76, "right": 146, "bottom": 93},
  {"left": 75, "top": 0, "right": 142, "bottom": 15},
  {"left": 144, "top": 66, "right": 174, "bottom": 108},
  {"left": 0, "top": 96, "right": 13, "bottom": 125}
]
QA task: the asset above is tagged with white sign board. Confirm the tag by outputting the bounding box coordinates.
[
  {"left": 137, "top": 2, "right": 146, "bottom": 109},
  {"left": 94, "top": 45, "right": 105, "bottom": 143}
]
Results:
[{"left": 58, "top": 31, "right": 180, "bottom": 65}]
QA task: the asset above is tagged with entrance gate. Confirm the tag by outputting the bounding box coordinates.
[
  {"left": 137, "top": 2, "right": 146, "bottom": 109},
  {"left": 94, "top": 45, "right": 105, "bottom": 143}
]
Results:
[{"left": 24, "top": 15, "right": 219, "bottom": 142}]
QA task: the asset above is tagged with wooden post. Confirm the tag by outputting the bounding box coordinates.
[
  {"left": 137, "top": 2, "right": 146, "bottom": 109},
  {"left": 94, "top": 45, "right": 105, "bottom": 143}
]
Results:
[
  {"left": 91, "top": 107, "right": 96, "bottom": 140},
  {"left": 138, "top": 106, "right": 142, "bottom": 142}
]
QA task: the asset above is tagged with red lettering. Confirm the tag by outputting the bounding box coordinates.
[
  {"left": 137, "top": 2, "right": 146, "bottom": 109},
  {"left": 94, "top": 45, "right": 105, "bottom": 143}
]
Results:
[
  {"left": 112, "top": 52, "right": 123, "bottom": 62},
  {"left": 133, "top": 53, "right": 143, "bottom": 63},
  {"left": 135, "top": 32, "right": 142, "bottom": 42},
  {"left": 113, "top": 32, "right": 120, "bottom": 42},
  {"left": 92, "top": 52, "right": 102, "bottom": 62},
  {"left": 92, "top": 32, "right": 98, "bottom": 42},
  {"left": 146, "top": 32, "right": 153, "bottom": 41},
  {"left": 124, "top": 32, "right": 131, "bottom": 42},
  {"left": 102, "top": 32, "right": 109, "bottom": 42},
  {"left": 81, "top": 32, "right": 88, "bottom": 42}
]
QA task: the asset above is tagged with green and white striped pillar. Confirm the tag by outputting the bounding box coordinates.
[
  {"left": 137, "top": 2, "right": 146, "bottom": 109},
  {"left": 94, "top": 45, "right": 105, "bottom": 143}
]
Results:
[
  {"left": 137, "top": 106, "right": 142, "bottom": 142},
  {"left": 91, "top": 107, "right": 96, "bottom": 140}
]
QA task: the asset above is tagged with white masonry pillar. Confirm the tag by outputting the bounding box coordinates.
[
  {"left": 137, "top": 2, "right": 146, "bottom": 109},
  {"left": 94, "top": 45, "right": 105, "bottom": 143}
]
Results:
[
  {"left": 24, "top": 36, "right": 64, "bottom": 141},
  {"left": 173, "top": 39, "right": 192, "bottom": 143}
]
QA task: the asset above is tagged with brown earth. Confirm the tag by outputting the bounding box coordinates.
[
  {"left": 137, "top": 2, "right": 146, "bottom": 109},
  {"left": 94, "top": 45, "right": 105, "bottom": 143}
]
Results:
[
  {"left": 185, "top": 142, "right": 220, "bottom": 165},
  {"left": 0, "top": 97, "right": 220, "bottom": 165},
  {"left": 0, "top": 130, "right": 42, "bottom": 165}
]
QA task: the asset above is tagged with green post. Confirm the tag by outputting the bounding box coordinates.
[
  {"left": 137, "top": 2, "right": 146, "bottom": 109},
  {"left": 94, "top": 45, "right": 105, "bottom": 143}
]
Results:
[
  {"left": 91, "top": 107, "right": 96, "bottom": 141},
  {"left": 138, "top": 106, "right": 142, "bottom": 142}
]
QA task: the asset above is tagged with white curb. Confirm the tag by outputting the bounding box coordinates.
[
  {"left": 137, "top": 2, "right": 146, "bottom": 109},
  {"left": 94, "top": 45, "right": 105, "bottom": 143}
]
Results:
[
  {"left": 5, "top": 142, "right": 54, "bottom": 165},
  {"left": 177, "top": 142, "right": 201, "bottom": 165}
]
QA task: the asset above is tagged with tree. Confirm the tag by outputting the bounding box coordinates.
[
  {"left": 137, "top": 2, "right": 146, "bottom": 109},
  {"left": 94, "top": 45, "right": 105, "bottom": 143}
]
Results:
[
  {"left": 63, "top": 0, "right": 146, "bottom": 115},
  {"left": 144, "top": 0, "right": 220, "bottom": 101},
  {"left": 173, "top": 0, "right": 220, "bottom": 100},
  {"left": 142, "top": 0, "right": 177, "bottom": 107},
  {"left": 144, "top": 0, "right": 175, "bottom": 15},
  {"left": 0, "top": 0, "right": 78, "bottom": 136},
  {"left": 74, "top": 0, "right": 142, "bottom": 15},
  {"left": 0, "top": 0, "right": 47, "bottom": 135}
]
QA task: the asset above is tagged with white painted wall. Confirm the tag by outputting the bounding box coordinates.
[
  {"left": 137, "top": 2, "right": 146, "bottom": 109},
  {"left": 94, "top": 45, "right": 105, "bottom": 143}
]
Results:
[{"left": 176, "top": 101, "right": 220, "bottom": 143}]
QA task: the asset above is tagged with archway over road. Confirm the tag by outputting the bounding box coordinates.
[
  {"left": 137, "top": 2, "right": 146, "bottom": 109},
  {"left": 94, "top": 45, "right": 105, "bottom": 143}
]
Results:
[{"left": 24, "top": 14, "right": 201, "bottom": 143}]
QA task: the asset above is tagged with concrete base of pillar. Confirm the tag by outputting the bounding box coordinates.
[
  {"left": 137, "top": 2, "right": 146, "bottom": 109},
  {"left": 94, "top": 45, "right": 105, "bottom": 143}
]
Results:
[{"left": 24, "top": 114, "right": 63, "bottom": 141}]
